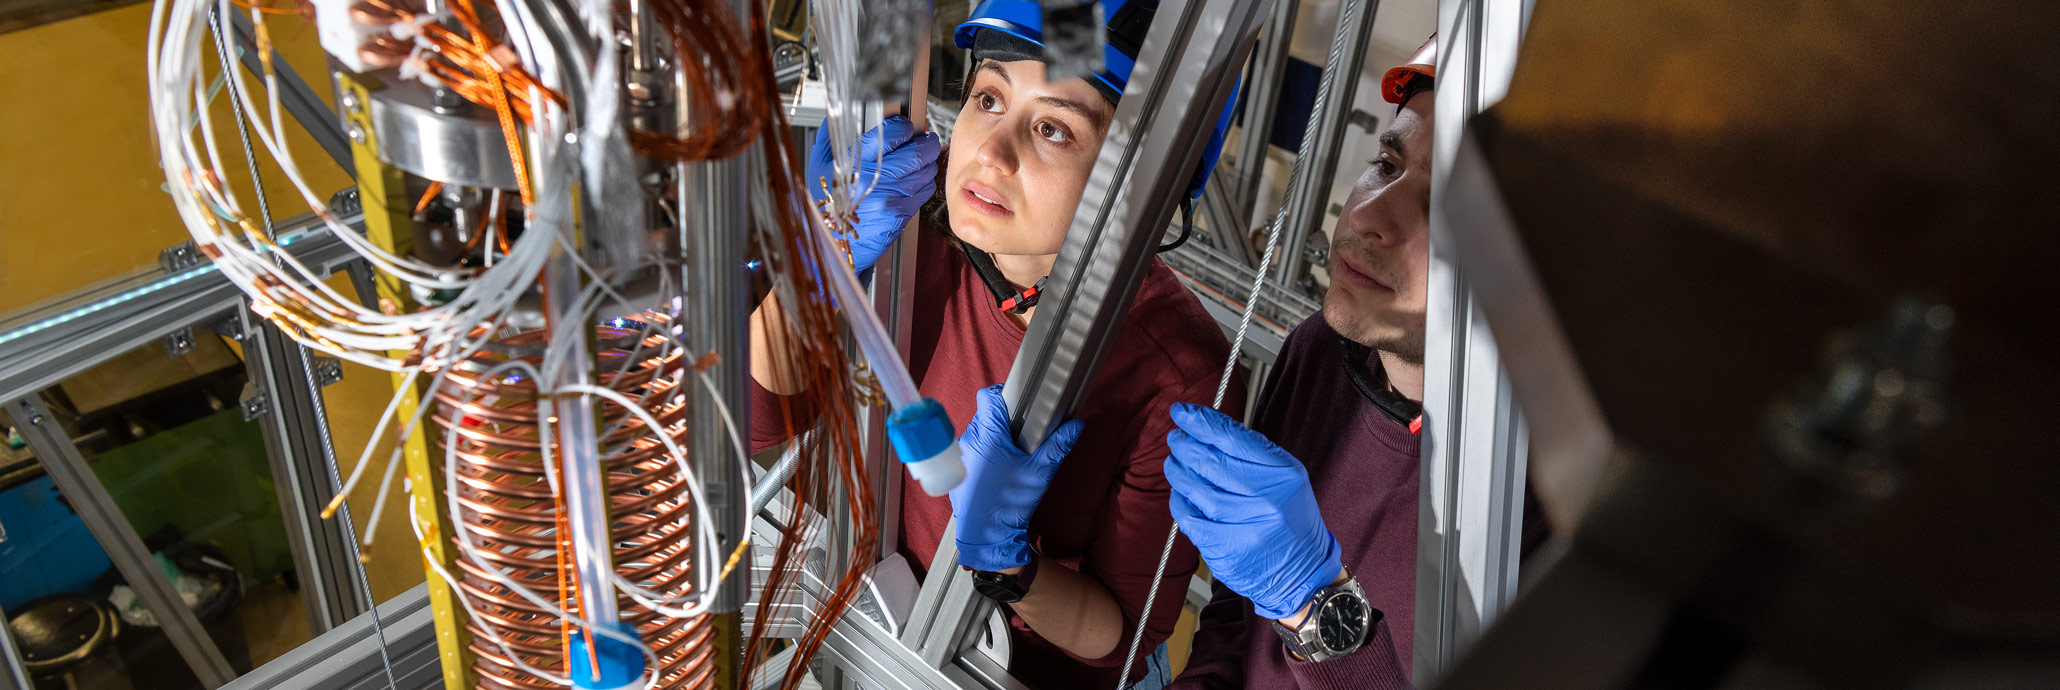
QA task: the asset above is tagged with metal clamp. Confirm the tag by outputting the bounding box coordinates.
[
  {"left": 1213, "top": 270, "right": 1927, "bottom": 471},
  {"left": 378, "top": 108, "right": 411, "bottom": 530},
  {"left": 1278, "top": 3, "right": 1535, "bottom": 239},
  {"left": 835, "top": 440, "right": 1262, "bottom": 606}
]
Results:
[
  {"left": 160, "top": 242, "right": 204, "bottom": 272},
  {"left": 163, "top": 327, "right": 197, "bottom": 357},
  {"left": 240, "top": 381, "right": 269, "bottom": 421},
  {"left": 312, "top": 356, "right": 344, "bottom": 387}
]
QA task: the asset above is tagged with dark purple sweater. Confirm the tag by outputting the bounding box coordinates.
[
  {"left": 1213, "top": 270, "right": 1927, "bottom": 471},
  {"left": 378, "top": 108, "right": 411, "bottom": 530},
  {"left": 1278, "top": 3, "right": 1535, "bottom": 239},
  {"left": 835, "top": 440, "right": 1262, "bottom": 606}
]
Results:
[{"left": 1170, "top": 314, "right": 1418, "bottom": 690}]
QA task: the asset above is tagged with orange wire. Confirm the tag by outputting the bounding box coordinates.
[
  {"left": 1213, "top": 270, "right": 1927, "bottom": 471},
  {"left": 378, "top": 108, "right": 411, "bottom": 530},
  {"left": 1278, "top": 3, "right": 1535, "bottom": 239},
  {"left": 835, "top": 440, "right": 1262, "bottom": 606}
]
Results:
[{"left": 412, "top": 180, "right": 445, "bottom": 218}]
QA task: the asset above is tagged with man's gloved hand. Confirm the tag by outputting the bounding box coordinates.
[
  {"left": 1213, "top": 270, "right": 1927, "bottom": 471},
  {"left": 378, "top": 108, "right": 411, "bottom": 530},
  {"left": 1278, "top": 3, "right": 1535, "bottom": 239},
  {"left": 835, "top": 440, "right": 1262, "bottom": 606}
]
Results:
[
  {"left": 806, "top": 116, "right": 941, "bottom": 272},
  {"left": 950, "top": 385, "right": 1084, "bottom": 572},
  {"left": 1165, "top": 402, "right": 1342, "bottom": 621}
]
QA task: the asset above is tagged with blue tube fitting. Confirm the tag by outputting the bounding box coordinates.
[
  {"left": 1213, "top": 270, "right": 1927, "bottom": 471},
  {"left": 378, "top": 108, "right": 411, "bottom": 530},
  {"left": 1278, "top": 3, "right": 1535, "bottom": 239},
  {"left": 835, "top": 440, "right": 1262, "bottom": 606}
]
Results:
[
  {"left": 569, "top": 620, "right": 645, "bottom": 689},
  {"left": 888, "top": 397, "right": 966, "bottom": 495}
]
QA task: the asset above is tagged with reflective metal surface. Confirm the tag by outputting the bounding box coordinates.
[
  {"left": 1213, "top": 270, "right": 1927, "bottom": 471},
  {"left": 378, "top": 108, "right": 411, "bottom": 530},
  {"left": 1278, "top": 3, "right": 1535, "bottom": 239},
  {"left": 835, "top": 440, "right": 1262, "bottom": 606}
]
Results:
[{"left": 365, "top": 80, "right": 520, "bottom": 189}]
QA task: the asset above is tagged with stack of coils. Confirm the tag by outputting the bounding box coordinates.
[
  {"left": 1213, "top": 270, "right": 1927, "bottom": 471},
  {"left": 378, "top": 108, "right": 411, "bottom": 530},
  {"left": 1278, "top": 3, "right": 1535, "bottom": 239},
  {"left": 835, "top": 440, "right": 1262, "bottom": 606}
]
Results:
[{"left": 433, "top": 313, "right": 718, "bottom": 689}]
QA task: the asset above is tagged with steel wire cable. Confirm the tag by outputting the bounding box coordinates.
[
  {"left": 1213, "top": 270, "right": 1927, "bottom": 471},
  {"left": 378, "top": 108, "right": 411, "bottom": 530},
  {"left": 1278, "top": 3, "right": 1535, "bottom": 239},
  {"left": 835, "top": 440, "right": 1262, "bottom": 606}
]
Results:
[
  {"left": 1115, "top": 0, "right": 1366, "bottom": 684},
  {"left": 208, "top": 8, "right": 402, "bottom": 687}
]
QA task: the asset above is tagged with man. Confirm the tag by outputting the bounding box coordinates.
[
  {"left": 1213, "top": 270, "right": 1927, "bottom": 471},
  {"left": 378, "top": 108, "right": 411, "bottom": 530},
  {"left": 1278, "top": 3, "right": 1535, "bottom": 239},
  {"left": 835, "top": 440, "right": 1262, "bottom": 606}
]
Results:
[{"left": 1166, "top": 37, "right": 1436, "bottom": 689}]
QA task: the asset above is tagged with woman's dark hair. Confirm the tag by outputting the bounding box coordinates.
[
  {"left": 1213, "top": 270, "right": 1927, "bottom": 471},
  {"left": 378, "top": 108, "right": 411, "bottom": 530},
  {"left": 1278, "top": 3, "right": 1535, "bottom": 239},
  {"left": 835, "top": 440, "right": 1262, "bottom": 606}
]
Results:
[{"left": 920, "top": 147, "right": 952, "bottom": 236}]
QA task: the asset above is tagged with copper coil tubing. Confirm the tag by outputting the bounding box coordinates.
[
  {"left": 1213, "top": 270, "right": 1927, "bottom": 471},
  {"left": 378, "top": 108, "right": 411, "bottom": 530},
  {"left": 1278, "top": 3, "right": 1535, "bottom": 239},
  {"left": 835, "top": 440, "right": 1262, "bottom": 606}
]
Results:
[{"left": 435, "top": 314, "right": 719, "bottom": 689}]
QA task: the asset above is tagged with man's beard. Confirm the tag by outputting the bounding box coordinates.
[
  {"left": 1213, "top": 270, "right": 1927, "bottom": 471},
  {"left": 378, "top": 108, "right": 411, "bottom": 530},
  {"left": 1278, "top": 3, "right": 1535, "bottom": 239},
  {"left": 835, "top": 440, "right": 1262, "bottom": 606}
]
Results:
[
  {"left": 1322, "top": 238, "right": 1425, "bottom": 362},
  {"left": 1323, "top": 294, "right": 1425, "bottom": 363}
]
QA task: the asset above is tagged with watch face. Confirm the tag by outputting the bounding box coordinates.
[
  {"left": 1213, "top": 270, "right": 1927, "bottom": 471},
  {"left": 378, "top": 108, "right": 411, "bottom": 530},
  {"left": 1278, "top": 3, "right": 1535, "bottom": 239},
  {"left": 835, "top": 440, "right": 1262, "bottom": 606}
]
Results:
[{"left": 1317, "top": 593, "right": 1369, "bottom": 652}]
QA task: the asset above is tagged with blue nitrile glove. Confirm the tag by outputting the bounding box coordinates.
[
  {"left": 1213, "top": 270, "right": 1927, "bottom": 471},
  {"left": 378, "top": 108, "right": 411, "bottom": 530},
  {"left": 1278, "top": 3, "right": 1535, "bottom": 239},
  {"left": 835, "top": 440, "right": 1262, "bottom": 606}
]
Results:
[
  {"left": 806, "top": 116, "right": 941, "bottom": 272},
  {"left": 950, "top": 384, "right": 1085, "bottom": 571},
  {"left": 1164, "top": 402, "right": 1343, "bottom": 621}
]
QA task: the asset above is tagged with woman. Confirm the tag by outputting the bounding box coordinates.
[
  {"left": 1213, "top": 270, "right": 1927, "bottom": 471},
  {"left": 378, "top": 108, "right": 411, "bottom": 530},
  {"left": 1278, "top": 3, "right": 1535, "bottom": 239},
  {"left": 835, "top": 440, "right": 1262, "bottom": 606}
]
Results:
[{"left": 749, "top": 2, "right": 1240, "bottom": 687}]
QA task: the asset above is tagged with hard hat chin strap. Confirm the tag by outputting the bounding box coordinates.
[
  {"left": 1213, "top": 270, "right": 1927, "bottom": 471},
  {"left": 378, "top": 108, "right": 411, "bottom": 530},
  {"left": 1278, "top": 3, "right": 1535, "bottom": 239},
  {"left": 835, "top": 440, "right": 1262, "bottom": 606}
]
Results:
[{"left": 959, "top": 243, "right": 1047, "bottom": 315}]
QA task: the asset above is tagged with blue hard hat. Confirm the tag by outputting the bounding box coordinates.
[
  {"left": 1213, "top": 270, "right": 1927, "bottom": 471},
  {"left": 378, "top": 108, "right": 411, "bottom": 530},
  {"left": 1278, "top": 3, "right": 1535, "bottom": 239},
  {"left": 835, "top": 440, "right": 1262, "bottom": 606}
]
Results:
[{"left": 955, "top": 0, "right": 1241, "bottom": 200}]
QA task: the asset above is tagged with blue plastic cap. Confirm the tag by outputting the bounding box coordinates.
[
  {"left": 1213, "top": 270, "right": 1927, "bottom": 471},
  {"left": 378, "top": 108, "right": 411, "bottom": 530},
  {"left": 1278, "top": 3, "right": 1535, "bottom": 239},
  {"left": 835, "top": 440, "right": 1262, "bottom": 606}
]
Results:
[
  {"left": 569, "top": 621, "right": 645, "bottom": 689},
  {"left": 887, "top": 398, "right": 957, "bottom": 463}
]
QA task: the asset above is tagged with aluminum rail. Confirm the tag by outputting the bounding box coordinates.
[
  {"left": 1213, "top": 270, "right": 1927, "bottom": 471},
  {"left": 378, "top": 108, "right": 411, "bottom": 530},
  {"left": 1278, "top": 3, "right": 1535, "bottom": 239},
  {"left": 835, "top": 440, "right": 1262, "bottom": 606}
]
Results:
[
  {"left": 6, "top": 396, "right": 239, "bottom": 688},
  {"left": 680, "top": 2, "right": 756, "bottom": 671},
  {"left": 1271, "top": 0, "right": 1380, "bottom": 286},
  {"left": 0, "top": 601, "right": 30, "bottom": 690},
  {"left": 221, "top": 584, "right": 442, "bottom": 690},
  {"left": 1415, "top": 0, "right": 1534, "bottom": 679},
  {"left": 1231, "top": 0, "right": 1299, "bottom": 236},
  {"left": 894, "top": 0, "right": 1278, "bottom": 673},
  {"left": 238, "top": 306, "right": 376, "bottom": 634},
  {"left": 226, "top": 11, "right": 352, "bottom": 175},
  {"left": 0, "top": 210, "right": 361, "bottom": 403}
]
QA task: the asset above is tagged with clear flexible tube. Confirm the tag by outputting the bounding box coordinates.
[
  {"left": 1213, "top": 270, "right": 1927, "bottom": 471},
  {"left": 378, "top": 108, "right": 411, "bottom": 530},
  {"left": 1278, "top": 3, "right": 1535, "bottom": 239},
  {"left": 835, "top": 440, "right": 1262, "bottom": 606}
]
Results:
[{"left": 804, "top": 203, "right": 921, "bottom": 409}]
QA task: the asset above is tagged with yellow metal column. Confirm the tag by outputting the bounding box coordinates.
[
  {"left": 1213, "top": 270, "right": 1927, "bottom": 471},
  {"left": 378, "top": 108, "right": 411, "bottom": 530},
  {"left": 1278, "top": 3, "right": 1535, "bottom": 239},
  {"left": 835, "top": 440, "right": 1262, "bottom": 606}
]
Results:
[{"left": 335, "top": 71, "right": 478, "bottom": 690}]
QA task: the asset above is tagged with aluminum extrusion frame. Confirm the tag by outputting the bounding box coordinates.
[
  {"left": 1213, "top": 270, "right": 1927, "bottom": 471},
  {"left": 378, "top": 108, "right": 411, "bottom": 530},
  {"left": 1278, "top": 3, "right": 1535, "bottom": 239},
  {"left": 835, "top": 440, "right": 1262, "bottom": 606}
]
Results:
[
  {"left": 227, "top": 11, "right": 353, "bottom": 176},
  {"left": 1230, "top": 0, "right": 1297, "bottom": 236},
  {"left": 220, "top": 584, "right": 441, "bottom": 690},
  {"left": 0, "top": 211, "right": 360, "bottom": 404},
  {"left": 6, "top": 397, "right": 239, "bottom": 688},
  {"left": 1414, "top": 0, "right": 1535, "bottom": 681},
  {"left": 1270, "top": 0, "right": 1379, "bottom": 288},
  {"left": 238, "top": 307, "right": 375, "bottom": 634}
]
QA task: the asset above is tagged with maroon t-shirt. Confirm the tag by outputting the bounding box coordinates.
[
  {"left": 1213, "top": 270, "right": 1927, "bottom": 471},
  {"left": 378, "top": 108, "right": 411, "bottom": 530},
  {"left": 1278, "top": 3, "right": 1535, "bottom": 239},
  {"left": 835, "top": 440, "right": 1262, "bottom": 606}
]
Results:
[
  {"left": 752, "top": 225, "right": 1240, "bottom": 688},
  {"left": 1171, "top": 314, "right": 1419, "bottom": 690}
]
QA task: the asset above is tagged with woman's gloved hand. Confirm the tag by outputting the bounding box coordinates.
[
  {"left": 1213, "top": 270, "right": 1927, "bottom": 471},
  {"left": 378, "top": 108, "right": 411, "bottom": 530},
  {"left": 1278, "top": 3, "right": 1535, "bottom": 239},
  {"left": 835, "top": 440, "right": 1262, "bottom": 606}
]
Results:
[
  {"left": 950, "top": 385, "right": 1084, "bottom": 572},
  {"left": 1165, "top": 402, "right": 1342, "bottom": 621},
  {"left": 806, "top": 115, "right": 941, "bottom": 272}
]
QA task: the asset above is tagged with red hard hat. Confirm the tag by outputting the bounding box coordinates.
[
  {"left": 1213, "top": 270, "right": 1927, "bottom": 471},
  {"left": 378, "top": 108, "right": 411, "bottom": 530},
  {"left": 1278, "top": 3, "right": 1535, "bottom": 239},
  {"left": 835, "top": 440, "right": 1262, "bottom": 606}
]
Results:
[{"left": 1382, "top": 35, "right": 1437, "bottom": 105}]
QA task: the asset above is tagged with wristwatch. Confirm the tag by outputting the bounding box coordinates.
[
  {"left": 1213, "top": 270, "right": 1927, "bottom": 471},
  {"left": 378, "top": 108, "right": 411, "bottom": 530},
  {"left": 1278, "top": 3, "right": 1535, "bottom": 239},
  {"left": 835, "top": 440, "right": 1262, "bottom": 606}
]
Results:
[
  {"left": 970, "top": 557, "right": 1040, "bottom": 604},
  {"left": 1273, "top": 570, "right": 1376, "bottom": 663}
]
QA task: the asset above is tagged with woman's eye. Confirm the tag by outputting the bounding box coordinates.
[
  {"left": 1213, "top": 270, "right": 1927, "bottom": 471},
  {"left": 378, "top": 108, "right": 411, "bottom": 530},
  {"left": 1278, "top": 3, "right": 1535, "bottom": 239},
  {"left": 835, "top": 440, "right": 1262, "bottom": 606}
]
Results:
[
  {"left": 978, "top": 93, "right": 1002, "bottom": 112},
  {"left": 1037, "top": 121, "right": 1071, "bottom": 143}
]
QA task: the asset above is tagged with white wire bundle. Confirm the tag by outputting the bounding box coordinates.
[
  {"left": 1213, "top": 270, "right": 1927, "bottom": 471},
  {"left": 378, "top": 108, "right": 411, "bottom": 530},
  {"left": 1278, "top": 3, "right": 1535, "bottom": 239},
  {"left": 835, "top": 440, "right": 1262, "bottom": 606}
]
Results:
[
  {"left": 146, "top": 1, "right": 765, "bottom": 684},
  {"left": 146, "top": 0, "right": 555, "bottom": 374}
]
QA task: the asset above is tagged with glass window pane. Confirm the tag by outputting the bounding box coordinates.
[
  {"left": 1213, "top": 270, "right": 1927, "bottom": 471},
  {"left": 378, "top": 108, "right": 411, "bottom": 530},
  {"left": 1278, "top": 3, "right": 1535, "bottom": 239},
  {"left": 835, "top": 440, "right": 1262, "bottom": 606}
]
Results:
[
  {"left": 2, "top": 333, "right": 314, "bottom": 688},
  {"left": 0, "top": 5, "right": 351, "bottom": 316}
]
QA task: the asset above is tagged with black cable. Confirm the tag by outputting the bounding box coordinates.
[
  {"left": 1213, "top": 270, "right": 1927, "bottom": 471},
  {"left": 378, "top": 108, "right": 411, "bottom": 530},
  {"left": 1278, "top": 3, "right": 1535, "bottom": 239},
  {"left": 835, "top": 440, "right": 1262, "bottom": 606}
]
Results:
[{"left": 1158, "top": 198, "right": 1196, "bottom": 253}]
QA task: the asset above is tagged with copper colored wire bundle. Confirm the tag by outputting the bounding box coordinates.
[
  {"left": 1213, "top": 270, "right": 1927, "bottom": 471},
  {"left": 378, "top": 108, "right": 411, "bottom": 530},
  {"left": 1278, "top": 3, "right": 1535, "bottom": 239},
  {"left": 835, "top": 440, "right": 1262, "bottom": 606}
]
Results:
[
  {"left": 627, "top": 0, "right": 765, "bottom": 162},
  {"left": 433, "top": 314, "right": 719, "bottom": 689},
  {"left": 730, "top": 0, "right": 883, "bottom": 685}
]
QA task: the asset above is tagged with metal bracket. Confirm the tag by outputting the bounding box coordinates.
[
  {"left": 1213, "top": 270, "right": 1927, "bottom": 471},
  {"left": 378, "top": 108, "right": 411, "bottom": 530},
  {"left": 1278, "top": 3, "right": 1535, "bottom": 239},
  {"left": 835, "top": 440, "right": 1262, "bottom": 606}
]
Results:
[
  {"left": 160, "top": 241, "right": 204, "bottom": 272},
  {"left": 240, "top": 381, "right": 269, "bottom": 421},
  {"left": 204, "top": 313, "right": 246, "bottom": 341},
  {"left": 163, "top": 327, "right": 197, "bottom": 357},
  {"left": 312, "top": 356, "right": 344, "bottom": 387},
  {"left": 329, "top": 187, "right": 362, "bottom": 216}
]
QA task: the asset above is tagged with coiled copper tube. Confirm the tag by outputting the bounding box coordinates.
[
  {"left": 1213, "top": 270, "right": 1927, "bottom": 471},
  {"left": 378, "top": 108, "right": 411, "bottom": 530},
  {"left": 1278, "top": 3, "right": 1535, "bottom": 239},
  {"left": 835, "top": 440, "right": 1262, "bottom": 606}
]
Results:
[{"left": 434, "top": 314, "right": 716, "bottom": 689}]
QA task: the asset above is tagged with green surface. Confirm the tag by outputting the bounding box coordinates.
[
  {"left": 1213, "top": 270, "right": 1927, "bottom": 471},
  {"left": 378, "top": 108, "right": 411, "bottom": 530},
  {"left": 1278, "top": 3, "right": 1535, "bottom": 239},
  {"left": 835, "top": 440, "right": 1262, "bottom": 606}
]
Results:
[{"left": 88, "top": 408, "right": 293, "bottom": 584}]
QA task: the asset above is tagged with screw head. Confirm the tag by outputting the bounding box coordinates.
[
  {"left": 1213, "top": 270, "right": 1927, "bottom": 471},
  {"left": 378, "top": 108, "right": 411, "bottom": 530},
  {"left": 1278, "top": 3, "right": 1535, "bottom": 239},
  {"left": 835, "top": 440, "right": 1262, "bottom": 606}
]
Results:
[
  {"left": 347, "top": 124, "right": 366, "bottom": 144},
  {"left": 341, "top": 91, "right": 361, "bottom": 113},
  {"left": 28, "top": 415, "right": 44, "bottom": 426}
]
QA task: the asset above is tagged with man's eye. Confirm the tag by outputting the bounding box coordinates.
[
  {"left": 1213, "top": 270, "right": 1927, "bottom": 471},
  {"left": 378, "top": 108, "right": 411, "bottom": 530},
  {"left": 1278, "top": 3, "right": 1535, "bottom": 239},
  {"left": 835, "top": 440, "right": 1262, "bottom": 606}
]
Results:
[{"left": 1369, "top": 156, "right": 1398, "bottom": 179}]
